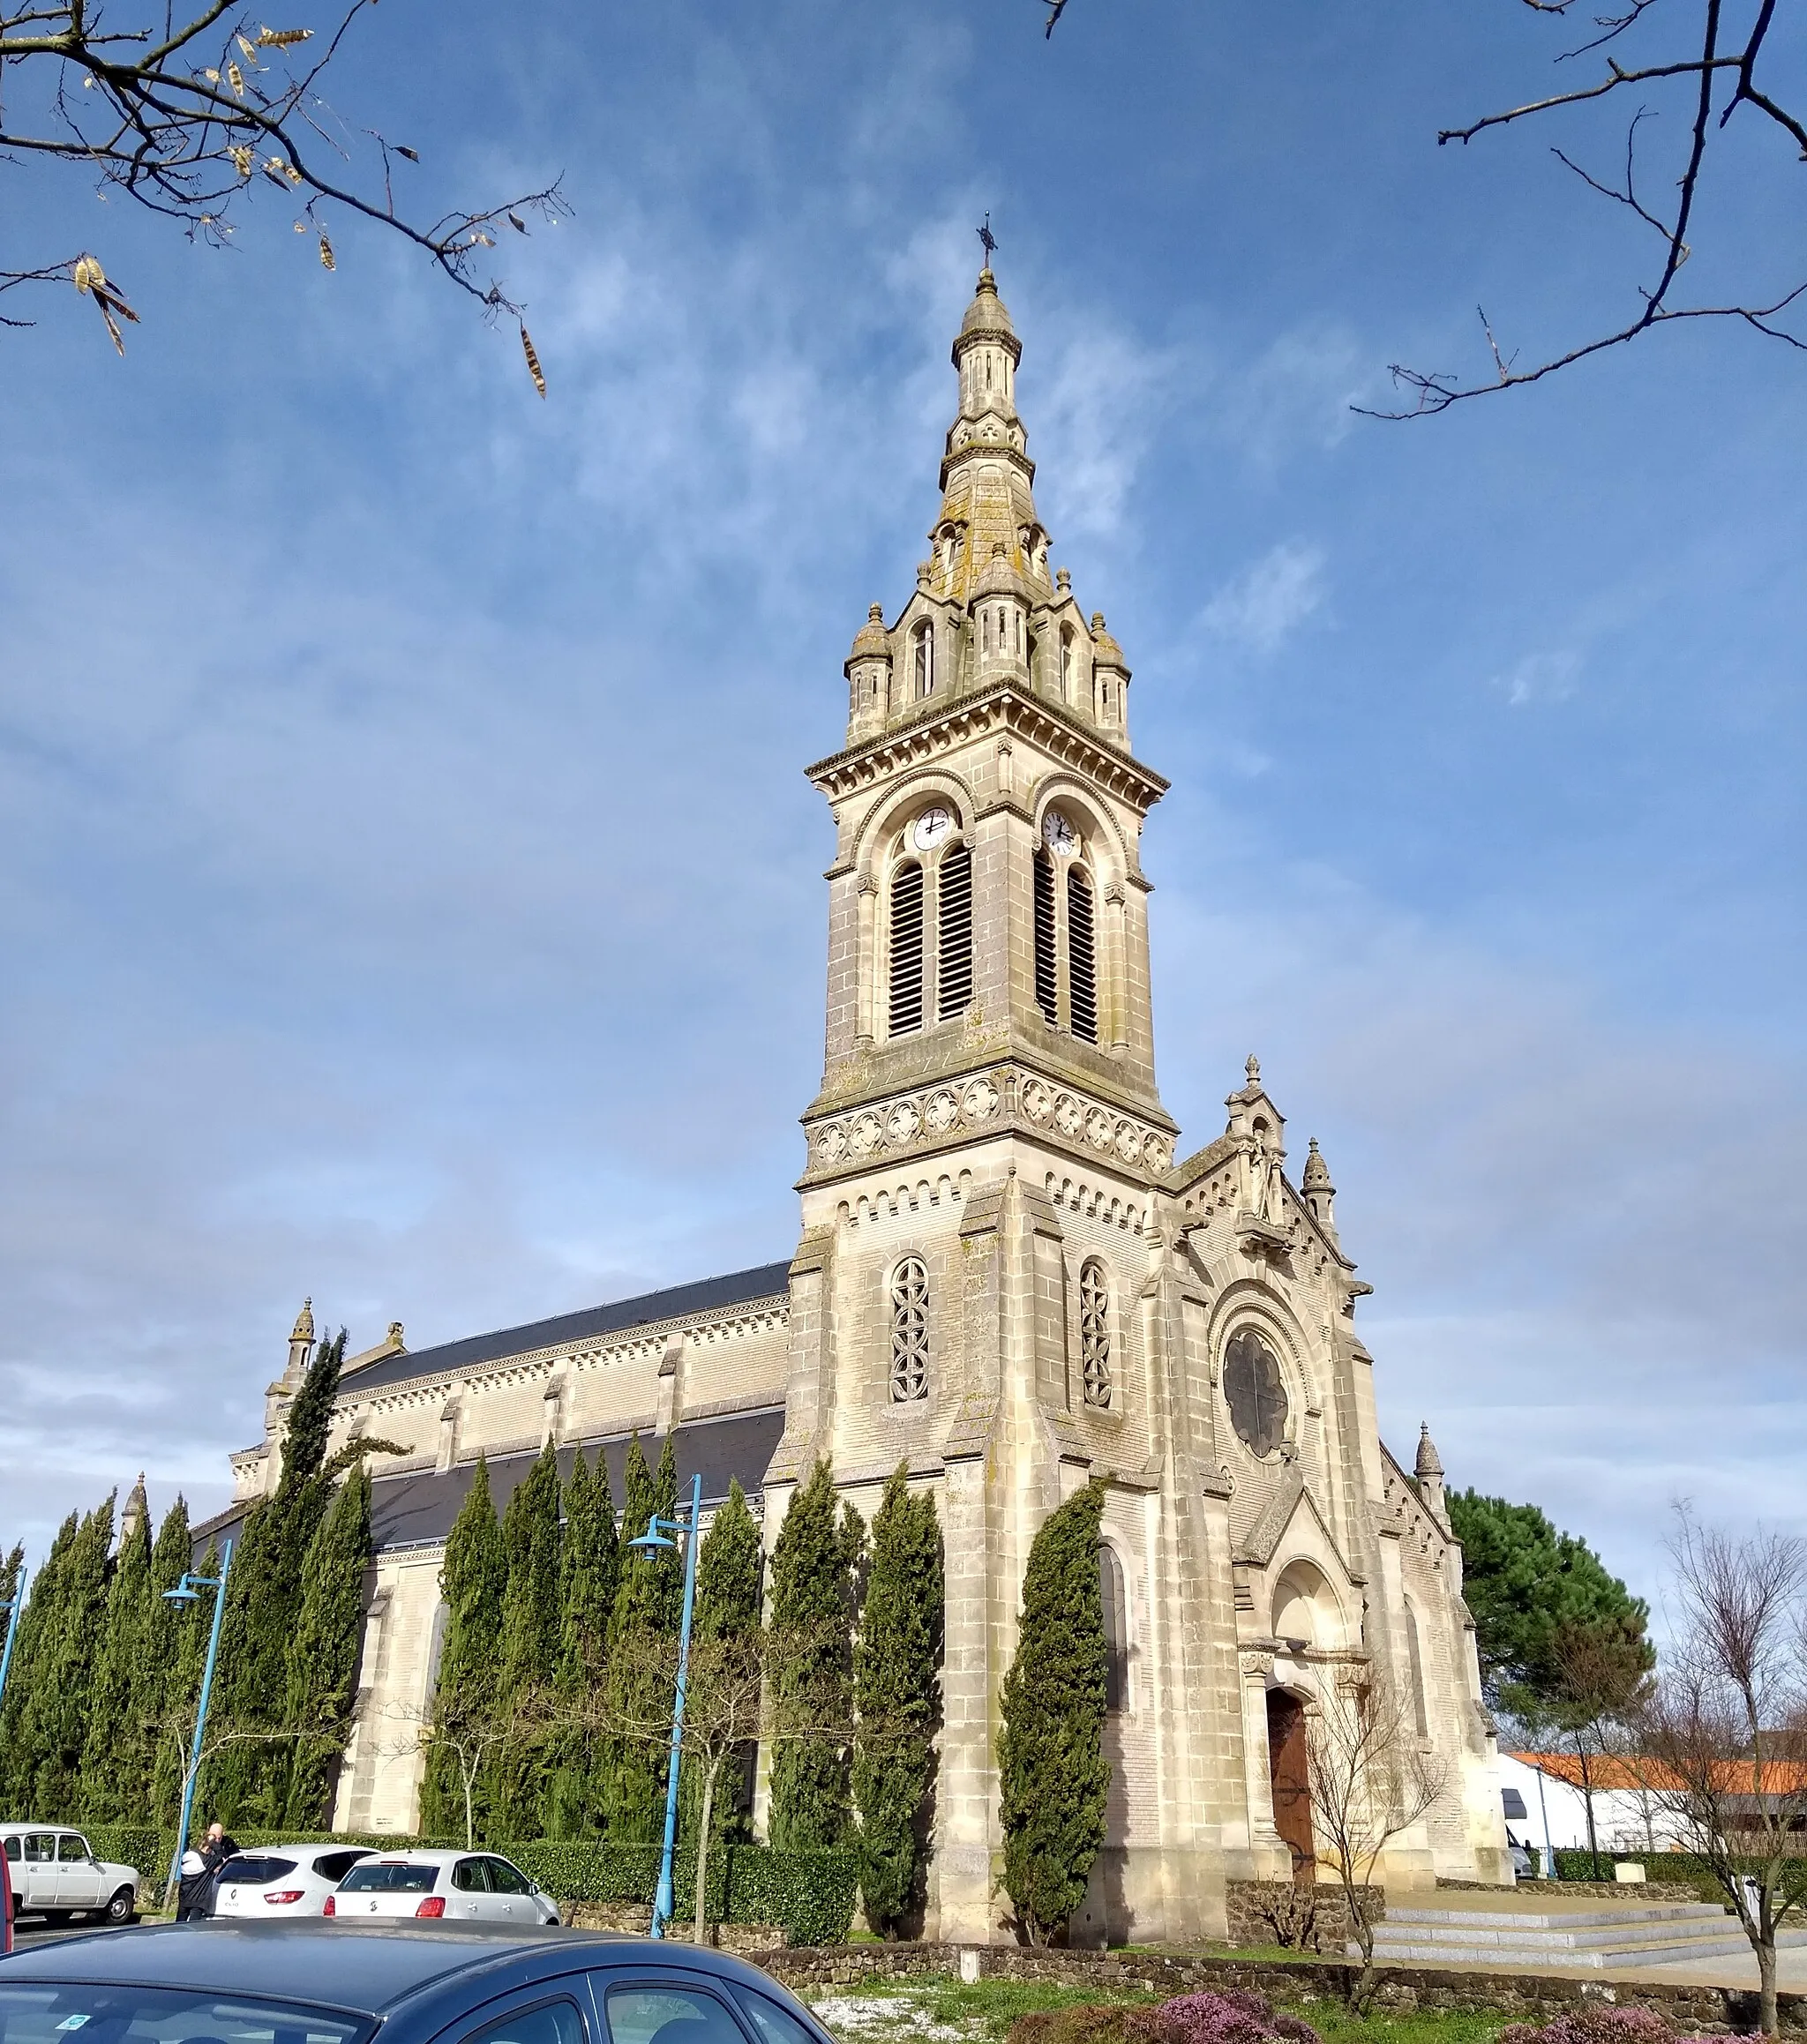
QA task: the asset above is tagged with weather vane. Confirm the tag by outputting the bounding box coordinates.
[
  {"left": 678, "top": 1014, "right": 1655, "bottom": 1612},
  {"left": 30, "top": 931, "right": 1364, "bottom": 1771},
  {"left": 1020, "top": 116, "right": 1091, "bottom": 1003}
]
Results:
[{"left": 976, "top": 212, "right": 998, "bottom": 268}]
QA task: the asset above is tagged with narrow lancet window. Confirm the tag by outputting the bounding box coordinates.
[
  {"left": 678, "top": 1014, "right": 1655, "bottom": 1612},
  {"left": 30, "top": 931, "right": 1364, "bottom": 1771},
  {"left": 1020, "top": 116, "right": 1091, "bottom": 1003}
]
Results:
[
  {"left": 1100, "top": 1544, "right": 1128, "bottom": 1711},
  {"left": 1080, "top": 1258, "right": 1112, "bottom": 1408},
  {"left": 890, "top": 1257, "right": 930, "bottom": 1401},
  {"left": 914, "top": 625, "right": 934, "bottom": 699},
  {"left": 889, "top": 861, "right": 925, "bottom": 1037},
  {"left": 937, "top": 844, "right": 973, "bottom": 1021},
  {"left": 1068, "top": 865, "right": 1097, "bottom": 1042},
  {"left": 1033, "top": 851, "right": 1059, "bottom": 1026}
]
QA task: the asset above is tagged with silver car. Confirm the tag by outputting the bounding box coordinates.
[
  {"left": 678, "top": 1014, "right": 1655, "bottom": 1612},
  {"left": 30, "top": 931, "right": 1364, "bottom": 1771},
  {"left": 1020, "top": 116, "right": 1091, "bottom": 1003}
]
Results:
[
  {"left": 326, "top": 1848, "right": 559, "bottom": 1924},
  {"left": 0, "top": 1827, "right": 139, "bottom": 1926},
  {"left": 210, "top": 1844, "right": 376, "bottom": 1917}
]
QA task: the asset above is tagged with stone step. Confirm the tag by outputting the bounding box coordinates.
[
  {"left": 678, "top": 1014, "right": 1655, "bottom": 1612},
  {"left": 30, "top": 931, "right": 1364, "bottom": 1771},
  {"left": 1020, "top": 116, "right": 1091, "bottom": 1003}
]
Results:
[
  {"left": 1361, "top": 1935, "right": 1758, "bottom": 1970},
  {"left": 1376, "top": 1917, "right": 1732, "bottom": 1950},
  {"left": 1382, "top": 1903, "right": 1728, "bottom": 1931}
]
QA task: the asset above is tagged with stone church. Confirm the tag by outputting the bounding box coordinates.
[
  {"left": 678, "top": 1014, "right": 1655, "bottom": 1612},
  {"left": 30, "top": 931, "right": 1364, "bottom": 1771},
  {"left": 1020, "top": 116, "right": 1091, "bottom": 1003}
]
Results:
[{"left": 214, "top": 265, "right": 1508, "bottom": 1941}]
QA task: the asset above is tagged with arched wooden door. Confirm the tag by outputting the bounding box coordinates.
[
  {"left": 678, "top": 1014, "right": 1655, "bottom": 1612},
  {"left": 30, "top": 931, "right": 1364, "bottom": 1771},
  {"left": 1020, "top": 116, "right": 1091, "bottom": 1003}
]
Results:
[{"left": 1266, "top": 1688, "right": 1316, "bottom": 1876}]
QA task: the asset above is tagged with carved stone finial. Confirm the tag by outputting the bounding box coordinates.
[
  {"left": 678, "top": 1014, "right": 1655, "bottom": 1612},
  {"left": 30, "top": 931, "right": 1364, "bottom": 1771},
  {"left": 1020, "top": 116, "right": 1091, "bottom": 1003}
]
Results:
[
  {"left": 1302, "top": 1138, "right": 1331, "bottom": 1190},
  {"left": 290, "top": 1297, "right": 315, "bottom": 1343},
  {"left": 1246, "top": 1052, "right": 1261, "bottom": 1088},
  {"left": 387, "top": 1321, "right": 406, "bottom": 1348},
  {"left": 1056, "top": 566, "right": 1071, "bottom": 593},
  {"left": 1415, "top": 1421, "right": 1444, "bottom": 1479}
]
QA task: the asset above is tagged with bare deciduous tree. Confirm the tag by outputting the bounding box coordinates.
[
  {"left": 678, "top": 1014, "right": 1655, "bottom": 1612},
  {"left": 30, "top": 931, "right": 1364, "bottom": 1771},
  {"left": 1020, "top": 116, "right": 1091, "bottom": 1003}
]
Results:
[
  {"left": 376, "top": 1689, "right": 553, "bottom": 1852},
  {"left": 0, "top": 0, "right": 564, "bottom": 380},
  {"left": 1305, "top": 1679, "right": 1449, "bottom": 2013},
  {"left": 1631, "top": 1512, "right": 1807, "bottom": 2038}
]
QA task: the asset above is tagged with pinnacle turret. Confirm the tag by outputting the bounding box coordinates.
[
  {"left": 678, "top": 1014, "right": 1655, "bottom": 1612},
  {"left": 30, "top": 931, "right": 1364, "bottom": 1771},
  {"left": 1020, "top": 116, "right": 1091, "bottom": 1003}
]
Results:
[{"left": 1415, "top": 1421, "right": 1450, "bottom": 1528}]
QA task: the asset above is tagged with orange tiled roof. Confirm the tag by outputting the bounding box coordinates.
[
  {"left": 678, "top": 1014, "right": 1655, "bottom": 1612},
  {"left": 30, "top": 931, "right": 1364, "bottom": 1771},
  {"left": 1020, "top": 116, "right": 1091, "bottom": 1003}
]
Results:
[{"left": 1511, "top": 1752, "right": 1807, "bottom": 1795}]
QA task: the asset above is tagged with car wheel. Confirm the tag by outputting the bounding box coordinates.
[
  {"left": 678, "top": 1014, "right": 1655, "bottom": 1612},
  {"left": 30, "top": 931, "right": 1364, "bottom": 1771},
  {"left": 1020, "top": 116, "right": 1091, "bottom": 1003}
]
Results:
[{"left": 105, "top": 1888, "right": 136, "bottom": 1926}]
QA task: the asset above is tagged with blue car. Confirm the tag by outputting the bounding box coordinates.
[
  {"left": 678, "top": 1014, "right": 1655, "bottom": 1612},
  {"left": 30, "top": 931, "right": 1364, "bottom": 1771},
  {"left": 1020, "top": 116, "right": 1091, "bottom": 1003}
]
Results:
[{"left": 0, "top": 1923, "right": 833, "bottom": 2044}]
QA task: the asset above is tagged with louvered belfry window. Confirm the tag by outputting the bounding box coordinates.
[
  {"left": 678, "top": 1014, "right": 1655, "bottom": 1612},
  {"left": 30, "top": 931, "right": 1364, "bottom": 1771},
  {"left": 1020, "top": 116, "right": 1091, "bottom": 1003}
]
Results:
[
  {"left": 889, "top": 1257, "right": 930, "bottom": 1401},
  {"left": 1033, "top": 851, "right": 1059, "bottom": 1026},
  {"left": 937, "top": 844, "right": 973, "bottom": 1021},
  {"left": 889, "top": 860, "right": 925, "bottom": 1036},
  {"left": 1080, "top": 1258, "right": 1113, "bottom": 1408},
  {"left": 1067, "top": 865, "right": 1098, "bottom": 1042}
]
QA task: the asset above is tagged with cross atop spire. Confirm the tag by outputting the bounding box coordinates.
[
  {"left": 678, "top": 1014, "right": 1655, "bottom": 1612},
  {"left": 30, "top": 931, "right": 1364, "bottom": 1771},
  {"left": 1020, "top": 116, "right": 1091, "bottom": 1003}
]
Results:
[{"left": 975, "top": 210, "right": 998, "bottom": 268}]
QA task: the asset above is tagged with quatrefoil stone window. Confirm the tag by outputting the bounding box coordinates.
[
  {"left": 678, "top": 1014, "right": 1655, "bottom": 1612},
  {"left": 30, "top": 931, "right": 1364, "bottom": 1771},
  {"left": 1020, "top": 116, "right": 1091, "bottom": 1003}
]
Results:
[
  {"left": 1223, "top": 1326, "right": 1288, "bottom": 1457},
  {"left": 889, "top": 1257, "right": 930, "bottom": 1402},
  {"left": 1080, "top": 1259, "right": 1113, "bottom": 1409}
]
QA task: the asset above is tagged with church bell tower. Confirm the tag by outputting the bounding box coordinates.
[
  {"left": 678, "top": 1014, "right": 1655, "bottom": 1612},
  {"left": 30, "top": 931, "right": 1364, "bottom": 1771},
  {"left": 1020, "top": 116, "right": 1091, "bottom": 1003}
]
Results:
[{"left": 766, "top": 264, "right": 1191, "bottom": 1940}]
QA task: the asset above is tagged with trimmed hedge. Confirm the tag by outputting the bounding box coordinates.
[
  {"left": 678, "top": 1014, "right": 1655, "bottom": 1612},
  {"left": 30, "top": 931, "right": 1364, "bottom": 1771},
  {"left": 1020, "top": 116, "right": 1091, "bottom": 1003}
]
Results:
[
  {"left": 71, "top": 1825, "right": 859, "bottom": 1943},
  {"left": 1548, "top": 1847, "right": 1805, "bottom": 1905}
]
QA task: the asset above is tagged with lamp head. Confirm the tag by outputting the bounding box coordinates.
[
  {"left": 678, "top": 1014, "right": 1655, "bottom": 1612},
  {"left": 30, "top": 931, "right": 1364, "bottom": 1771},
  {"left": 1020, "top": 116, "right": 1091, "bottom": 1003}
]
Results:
[
  {"left": 628, "top": 1530, "right": 675, "bottom": 1553},
  {"left": 162, "top": 1578, "right": 200, "bottom": 1605}
]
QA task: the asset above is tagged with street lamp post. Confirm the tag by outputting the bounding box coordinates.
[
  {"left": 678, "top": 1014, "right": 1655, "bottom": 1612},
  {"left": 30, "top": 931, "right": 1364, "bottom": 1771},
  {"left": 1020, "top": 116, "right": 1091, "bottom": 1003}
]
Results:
[
  {"left": 0, "top": 1564, "right": 28, "bottom": 1713},
  {"left": 628, "top": 1473, "right": 702, "bottom": 1940},
  {"left": 162, "top": 1539, "right": 234, "bottom": 1908}
]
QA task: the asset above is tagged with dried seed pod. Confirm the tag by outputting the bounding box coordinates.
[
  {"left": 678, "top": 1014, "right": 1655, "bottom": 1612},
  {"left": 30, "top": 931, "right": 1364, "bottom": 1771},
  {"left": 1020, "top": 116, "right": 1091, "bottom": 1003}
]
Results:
[{"left": 521, "top": 324, "right": 546, "bottom": 398}]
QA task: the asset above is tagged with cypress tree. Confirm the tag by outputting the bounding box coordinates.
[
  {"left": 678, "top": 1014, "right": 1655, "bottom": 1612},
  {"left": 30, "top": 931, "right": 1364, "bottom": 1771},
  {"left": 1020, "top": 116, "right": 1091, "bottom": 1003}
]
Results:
[
  {"left": 853, "top": 1464, "right": 944, "bottom": 1935},
  {"left": 998, "top": 1479, "right": 1111, "bottom": 1944},
  {"left": 279, "top": 1464, "right": 372, "bottom": 1828},
  {"left": 18, "top": 1494, "right": 114, "bottom": 1816},
  {"left": 139, "top": 1498, "right": 196, "bottom": 1826},
  {"left": 152, "top": 1536, "right": 216, "bottom": 1829},
  {"left": 81, "top": 1492, "right": 154, "bottom": 1820},
  {"left": 212, "top": 1329, "right": 348, "bottom": 1823},
  {"left": 491, "top": 1442, "right": 562, "bottom": 1833},
  {"left": 547, "top": 1449, "right": 618, "bottom": 1838},
  {"left": 768, "top": 1457, "right": 862, "bottom": 1851},
  {"left": 0, "top": 1510, "right": 76, "bottom": 1808},
  {"left": 601, "top": 1434, "right": 679, "bottom": 1841},
  {"left": 680, "top": 1479, "right": 764, "bottom": 1853},
  {"left": 418, "top": 1457, "right": 507, "bottom": 1845}
]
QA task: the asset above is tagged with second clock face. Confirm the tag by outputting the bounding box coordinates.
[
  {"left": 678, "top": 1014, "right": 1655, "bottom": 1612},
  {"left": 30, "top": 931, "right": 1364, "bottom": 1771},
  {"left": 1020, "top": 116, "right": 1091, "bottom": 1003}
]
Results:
[
  {"left": 1043, "top": 809, "right": 1078, "bottom": 856},
  {"left": 911, "top": 806, "right": 953, "bottom": 851}
]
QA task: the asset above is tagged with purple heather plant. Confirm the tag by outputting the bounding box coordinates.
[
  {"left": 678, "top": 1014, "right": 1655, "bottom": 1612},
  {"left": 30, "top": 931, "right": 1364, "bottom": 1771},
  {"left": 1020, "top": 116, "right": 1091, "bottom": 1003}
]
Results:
[
  {"left": 1498, "top": 2010, "right": 1674, "bottom": 2044},
  {"left": 1147, "top": 1991, "right": 1323, "bottom": 2044}
]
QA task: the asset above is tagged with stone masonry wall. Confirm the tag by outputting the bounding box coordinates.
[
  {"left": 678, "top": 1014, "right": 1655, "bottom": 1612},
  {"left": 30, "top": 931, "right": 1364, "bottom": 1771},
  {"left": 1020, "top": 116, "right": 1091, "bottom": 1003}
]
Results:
[{"left": 1222, "top": 1880, "right": 1381, "bottom": 1953}]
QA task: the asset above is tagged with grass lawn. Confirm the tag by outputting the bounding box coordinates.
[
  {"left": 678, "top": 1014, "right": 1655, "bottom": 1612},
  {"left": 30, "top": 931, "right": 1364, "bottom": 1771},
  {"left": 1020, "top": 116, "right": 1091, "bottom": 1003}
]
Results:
[{"left": 801, "top": 1974, "right": 1518, "bottom": 2044}]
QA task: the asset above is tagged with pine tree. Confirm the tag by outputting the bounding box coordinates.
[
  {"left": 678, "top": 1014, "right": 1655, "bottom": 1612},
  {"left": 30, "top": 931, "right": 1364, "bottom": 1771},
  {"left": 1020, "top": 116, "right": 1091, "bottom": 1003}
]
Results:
[
  {"left": 491, "top": 1441, "right": 562, "bottom": 1834},
  {"left": 81, "top": 1494, "right": 154, "bottom": 1820},
  {"left": 998, "top": 1479, "right": 1111, "bottom": 1944},
  {"left": 547, "top": 1449, "right": 618, "bottom": 1838},
  {"left": 601, "top": 1434, "right": 679, "bottom": 1841},
  {"left": 212, "top": 1329, "right": 348, "bottom": 1824},
  {"left": 18, "top": 1494, "right": 115, "bottom": 1816},
  {"left": 768, "top": 1457, "right": 862, "bottom": 1852},
  {"left": 418, "top": 1458, "right": 508, "bottom": 1845},
  {"left": 853, "top": 1464, "right": 944, "bottom": 1935},
  {"left": 280, "top": 1464, "right": 372, "bottom": 1828},
  {"left": 0, "top": 1510, "right": 76, "bottom": 1808}
]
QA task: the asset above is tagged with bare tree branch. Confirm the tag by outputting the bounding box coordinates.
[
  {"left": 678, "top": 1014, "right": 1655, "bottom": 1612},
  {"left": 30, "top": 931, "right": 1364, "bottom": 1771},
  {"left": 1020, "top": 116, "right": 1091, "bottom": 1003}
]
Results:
[{"left": 0, "top": 0, "right": 566, "bottom": 380}]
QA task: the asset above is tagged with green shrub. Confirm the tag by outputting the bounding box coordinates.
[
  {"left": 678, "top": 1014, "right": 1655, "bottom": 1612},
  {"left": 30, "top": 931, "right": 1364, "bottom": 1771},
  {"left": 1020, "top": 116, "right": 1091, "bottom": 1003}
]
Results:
[{"left": 68, "top": 1824, "right": 857, "bottom": 1945}]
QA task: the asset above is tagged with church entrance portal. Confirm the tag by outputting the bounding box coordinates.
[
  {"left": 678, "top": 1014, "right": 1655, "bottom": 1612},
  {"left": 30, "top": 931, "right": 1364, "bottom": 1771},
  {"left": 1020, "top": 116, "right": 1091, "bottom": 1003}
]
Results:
[{"left": 1266, "top": 1688, "right": 1315, "bottom": 1876}]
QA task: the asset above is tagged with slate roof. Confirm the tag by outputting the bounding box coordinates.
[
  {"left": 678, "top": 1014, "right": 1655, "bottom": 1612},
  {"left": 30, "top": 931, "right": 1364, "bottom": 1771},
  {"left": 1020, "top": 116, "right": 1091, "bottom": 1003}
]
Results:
[
  {"left": 339, "top": 1260, "right": 793, "bottom": 1396},
  {"left": 197, "top": 1404, "right": 789, "bottom": 1555}
]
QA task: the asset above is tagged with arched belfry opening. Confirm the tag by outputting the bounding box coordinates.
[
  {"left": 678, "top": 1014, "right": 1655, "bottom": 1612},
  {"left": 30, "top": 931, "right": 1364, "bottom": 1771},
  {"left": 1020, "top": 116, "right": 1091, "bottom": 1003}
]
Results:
[{"left": 1266, "top": 1688, "right": 1316, "bottom": 1876}]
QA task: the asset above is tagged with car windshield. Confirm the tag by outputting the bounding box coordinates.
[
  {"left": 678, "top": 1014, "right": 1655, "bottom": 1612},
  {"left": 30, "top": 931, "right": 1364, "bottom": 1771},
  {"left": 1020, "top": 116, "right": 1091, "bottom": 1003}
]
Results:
[
  {"left": 0, "top": 1983, "right": 369, "bottom": 2044},
  {"left": 337, "top": 1862, "right": 436, "bottom": 1893}
]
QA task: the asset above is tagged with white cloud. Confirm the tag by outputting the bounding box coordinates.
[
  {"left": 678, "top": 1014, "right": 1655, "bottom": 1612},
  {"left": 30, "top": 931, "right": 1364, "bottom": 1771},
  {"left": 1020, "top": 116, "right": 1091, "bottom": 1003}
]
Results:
[
  {"left": 1496, "top": 648, "right": 1581, "bottom": 707},
  {"left": 1198, "top": 540, "right": 1327, "bottom": 653}
]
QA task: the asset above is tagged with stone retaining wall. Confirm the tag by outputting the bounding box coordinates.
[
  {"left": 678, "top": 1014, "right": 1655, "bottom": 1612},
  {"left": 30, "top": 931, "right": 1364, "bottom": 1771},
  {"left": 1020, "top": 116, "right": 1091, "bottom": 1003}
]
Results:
[
  {"left": 1436, "top": 1878, "right": 1704, "bottom": 1903},
  {"left": 1223, "top": 1882, "right": 1382, "bottom": 1953},
  {"left": 759, "top": 1943, "right": 1796, "bottom": 2033}
]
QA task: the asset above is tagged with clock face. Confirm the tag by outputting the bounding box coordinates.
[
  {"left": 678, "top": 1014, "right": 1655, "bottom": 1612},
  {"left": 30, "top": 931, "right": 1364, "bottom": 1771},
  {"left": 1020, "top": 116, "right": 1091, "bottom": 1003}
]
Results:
[
  {"left": 911, "top": 806, "right": 953, "bottom": 852},
  {"left": 1043, "top": 809, "right": 1078, "bottom": 856}
]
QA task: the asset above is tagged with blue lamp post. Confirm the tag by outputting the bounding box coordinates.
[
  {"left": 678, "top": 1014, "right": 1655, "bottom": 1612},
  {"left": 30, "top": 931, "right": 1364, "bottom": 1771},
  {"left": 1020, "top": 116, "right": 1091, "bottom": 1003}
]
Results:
[
  {"left": 0, "top": 1564, "right": 28, "bottom": 1711},
  {"left": 628, "top": 1473, "right": 702, "bottom": 1940},
  {"left": 162, "top": 1539, "right": 234, "bottom": 1906}
]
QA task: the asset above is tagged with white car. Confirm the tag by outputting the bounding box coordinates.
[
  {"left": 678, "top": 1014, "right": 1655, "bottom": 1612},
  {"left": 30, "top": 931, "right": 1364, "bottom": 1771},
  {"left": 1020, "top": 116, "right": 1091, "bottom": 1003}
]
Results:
[
  {"left": 0, "top": 1825, "right": 139, "bottom": 1926},
  {"left": 210, "top": 1843, "right": 377, "bottom": 1917},
  {"left": 325, "top": 1848, "right": 559, "bottom": 1925}
]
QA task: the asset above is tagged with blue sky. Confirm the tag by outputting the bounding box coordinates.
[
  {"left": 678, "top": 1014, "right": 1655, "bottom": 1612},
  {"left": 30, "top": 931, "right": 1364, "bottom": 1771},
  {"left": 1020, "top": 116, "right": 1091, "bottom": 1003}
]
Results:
[{"left": 2, "top": 0, "right": 1802, "bottom": 1615}]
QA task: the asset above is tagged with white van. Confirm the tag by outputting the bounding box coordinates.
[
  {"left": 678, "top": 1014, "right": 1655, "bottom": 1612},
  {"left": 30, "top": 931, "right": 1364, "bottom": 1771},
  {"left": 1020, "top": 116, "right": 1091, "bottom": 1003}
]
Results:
[{"left": 0, "top": 1825, "right": 140, "bottom": 1925}]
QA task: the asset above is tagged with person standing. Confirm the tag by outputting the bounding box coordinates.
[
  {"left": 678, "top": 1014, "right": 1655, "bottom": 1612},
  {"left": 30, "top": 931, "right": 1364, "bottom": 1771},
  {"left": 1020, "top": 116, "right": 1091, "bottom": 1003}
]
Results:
[{"left": 176, "top": 1822, "right": 239, "bottom": 1920}]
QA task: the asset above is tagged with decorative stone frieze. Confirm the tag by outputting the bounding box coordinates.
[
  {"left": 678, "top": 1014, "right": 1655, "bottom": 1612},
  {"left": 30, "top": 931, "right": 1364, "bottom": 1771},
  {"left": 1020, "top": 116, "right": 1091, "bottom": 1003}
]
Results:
[{"left": 801, "top": 1062, "right": 1175, "bottom": 1184}]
